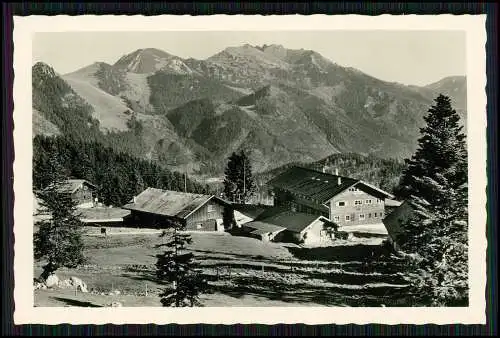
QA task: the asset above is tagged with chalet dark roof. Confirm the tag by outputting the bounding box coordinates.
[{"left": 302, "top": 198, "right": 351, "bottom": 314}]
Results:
[
  {"left": 267, "top": 166, "right": 394, "bottom": 203},
  {"left": 253, "top": 207, "right": 325, "bottom": 234},
  {"left": 122, "top": 188, "right": 225, "bottom": 219}
]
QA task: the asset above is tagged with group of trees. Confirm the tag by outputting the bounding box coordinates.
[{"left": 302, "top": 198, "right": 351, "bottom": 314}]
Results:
[
  {"left": 394, "top": 94, "right": 468, "bottom": 306},
  {"left": 34, "top": 161, "right": 86, "bottom": 282},
  {"left": 33, "top": 134, "right": 210, "bottom": 207}
]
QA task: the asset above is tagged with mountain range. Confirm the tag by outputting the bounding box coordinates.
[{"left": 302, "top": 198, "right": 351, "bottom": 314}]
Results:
[{"left": 32, "top": 44, "right": 467, "bottom": 177}]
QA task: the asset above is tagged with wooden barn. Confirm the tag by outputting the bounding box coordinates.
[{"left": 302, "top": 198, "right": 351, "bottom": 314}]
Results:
[
  {"left": 54, "top": 179, "right": 97, "bottom": 209},
  {"left": 122, "top": 188, "right": 230, "bottom": 231},
  {"left": 267, "top": 166, "right": 395, "bottom": 228}
]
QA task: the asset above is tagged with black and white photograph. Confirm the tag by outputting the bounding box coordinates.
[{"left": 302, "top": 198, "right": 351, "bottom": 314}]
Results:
[{"left": 13, "top": 15, "right": 487, "bottom": 325}]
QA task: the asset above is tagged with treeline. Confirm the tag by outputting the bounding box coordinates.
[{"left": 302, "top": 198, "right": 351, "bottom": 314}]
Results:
[
  {"left": 256, "top": 153, "right": 405, "bottom": 195},
  {"left": 33, "top": 135, "right": 211, "bottom": 207}
]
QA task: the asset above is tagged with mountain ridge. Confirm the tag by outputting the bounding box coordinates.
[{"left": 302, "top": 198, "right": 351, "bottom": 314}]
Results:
[{"left": 34, "top": 44, "right": 467, "bottom": 177}]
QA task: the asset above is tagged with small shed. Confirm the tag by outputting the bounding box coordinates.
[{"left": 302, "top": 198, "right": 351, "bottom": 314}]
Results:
[
  {"left": 241, "top": 221, "right": 286, "bottom": 242},
  {"left": 244, "top": 208, "right": 338, "bottom": 246},
  {"left": 382, "top": 200, "right": 420, "bottom": 250}
]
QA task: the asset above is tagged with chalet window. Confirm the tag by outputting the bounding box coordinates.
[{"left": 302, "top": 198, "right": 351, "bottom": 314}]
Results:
[
  {"left": 345, "top": 215, "right": 351, "bottom": 221},
  {"left": 368, "top": 213, "right": 372, "bottom": 218},
  {"left": 359, "top": 214, "right": 365, "bottom": 220},
  {"left": 374, "top": 213, "right": 378, "bottom": 218},
  {"left": 337, "top": 201, "right": 346, "bottom": 207},
  {"left": 354, "top": 200, "right": 362, "bottom": 205},
  {"left": 365, "top": 199, "right": 372, "bottom": 204},
  {"left": 333, "top": 216, "right": 340, "bottom": 222},
  {"left": 380, "top": 212, "right": 384, "bottom": 217},
  {"left": 207, "top": 204, "right": 214, "bottom": 212}
]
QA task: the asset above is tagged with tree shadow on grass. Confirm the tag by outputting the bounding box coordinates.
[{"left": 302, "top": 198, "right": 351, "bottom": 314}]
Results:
[
  {"left": 52, "top": 297, "right": 103, "bottom": 307},
  {"left": 287, "top": 244, "right": 393, "bottom": 262},
  {"left": 189, "top": 249, "right": 283, "bottom": 263},
  {"left": 207, "top": 275, "right": 413, "bottom": 307}
]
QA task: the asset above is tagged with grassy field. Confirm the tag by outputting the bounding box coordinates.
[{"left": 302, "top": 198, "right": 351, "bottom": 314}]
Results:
[{"left": 34, "top": 231, "right": 413, "bottom": 307}]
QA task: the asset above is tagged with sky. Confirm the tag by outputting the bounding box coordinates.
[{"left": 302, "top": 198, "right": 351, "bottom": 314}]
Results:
[{"left": 33, "top": 30, "right": 466, "bottom": 87}]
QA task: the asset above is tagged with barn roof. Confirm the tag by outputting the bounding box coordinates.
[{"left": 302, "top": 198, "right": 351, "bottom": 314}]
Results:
[
  {"left": 253, "top": 207, "right": 326, "bottom": 234},
  {"left": 243, "top": 221, "right": 286, "bottom": 235},
  {"left": 78, "top": 207, "right": 131, "bottom": 223},
  {"left": 122, "top": 187, "right": 224, "bottom": 219},
  {"left": 55, "top": 179, "right": 97, "bottom": 194},
  {"left": 267, "top": 166, "right": 394, "bottom": 203},
  {"left": 385, "top": 199, "right": 403, "bottom": 207}
]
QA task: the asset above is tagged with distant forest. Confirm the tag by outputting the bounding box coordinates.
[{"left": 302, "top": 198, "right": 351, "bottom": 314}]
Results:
[{"left": 33, "top": 135, "right": 211, "bottom": 207}]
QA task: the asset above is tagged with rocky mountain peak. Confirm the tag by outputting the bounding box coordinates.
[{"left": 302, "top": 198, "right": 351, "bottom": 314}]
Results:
[
  {"left": 113, "top": 48, "right": 178, "bottom": 74},
  {"left": 33, "top": 62, "right": 58, "bottom": 79}
]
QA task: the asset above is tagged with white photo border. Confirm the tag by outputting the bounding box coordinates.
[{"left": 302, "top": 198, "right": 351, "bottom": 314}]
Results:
[{"left": 13, "top": 14, "right": 488, "bottom": 325}]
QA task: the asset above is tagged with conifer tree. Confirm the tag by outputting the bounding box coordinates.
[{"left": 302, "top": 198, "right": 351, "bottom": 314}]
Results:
[
  {"left": 397, "top": 94, "right": 467, "bottom": 211},
  {"left": 155, "top": 221, "right": 207, "bottom": 307},
  {"left": 395, "top": 94, "right": 468, "bottom": 306},
  {"left": 223, "top": 150, "right": 256, "bottom": 203},
  {"left": 34, "top": 157, "right": 85, "bottom": 281}
]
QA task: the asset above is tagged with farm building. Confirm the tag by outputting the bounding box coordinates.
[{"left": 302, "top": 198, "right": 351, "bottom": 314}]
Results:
[
  {"left": 382, "top": 199, "right": 431, "bottom": 251},
  {"left": 384, "top": 198, "right": 404, "bottom": 216},
  {"left": 122, "top": 187, "right": 231, "bottom": 231},
  {"left": 267, "top": 166, "right": 395, "bottom": 228},
  {"left": 54, "top": 179, "right": 98, "bottom": 208},
  {"left": 77, "top": 207, "right": 132, "bottom": 227},
  {"left": 243, "top": 208, "right": 337, "bottom": 246}
]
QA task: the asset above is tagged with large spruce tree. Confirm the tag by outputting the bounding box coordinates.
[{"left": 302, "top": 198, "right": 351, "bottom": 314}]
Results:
[
  {"left": 223, "top": 150, "right": 256, "bottom": 203},
  {"left": 34, "top": 157, "right": 86, "bottom": 281},
  {"left": 397, "top": 94, "right": 467, "bottom": 212},
  {"left": 395, "top": 94, "right": 468, "bottom": 306}
]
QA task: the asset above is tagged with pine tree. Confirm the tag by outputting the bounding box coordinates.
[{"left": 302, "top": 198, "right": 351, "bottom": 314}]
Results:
[
  {"left": 395, "top": 94, "right": 468, "bottom": 306},
  {"left": 155, "top": 221, "right": 207, "bottom": 307},
  {"left": 223, "top": 150, "right": 256, "bottom": 203},
  {"left": 34, "top": 158, "right": 85, "bottom": 281},
  {"left": 396, "top": 94, "right": 467, "bottom": 209}
]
